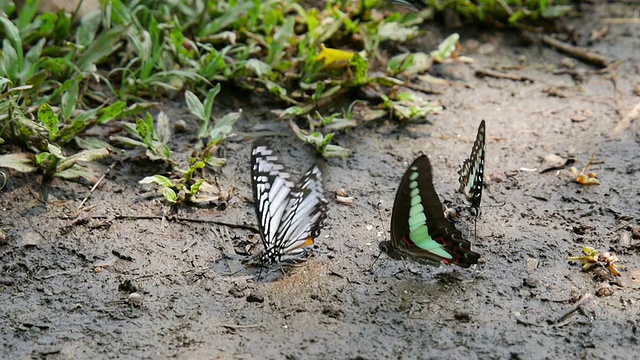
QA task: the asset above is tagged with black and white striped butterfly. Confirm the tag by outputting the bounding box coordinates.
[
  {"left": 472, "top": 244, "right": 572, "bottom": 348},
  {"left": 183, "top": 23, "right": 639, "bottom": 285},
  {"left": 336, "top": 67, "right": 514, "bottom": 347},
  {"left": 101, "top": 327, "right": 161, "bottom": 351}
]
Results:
[
  {"left": 251, "top": 142, "right": 328, "bottom": 265},
  {"left": 457, "top": 120, "right": 486, "bottom": 217}
]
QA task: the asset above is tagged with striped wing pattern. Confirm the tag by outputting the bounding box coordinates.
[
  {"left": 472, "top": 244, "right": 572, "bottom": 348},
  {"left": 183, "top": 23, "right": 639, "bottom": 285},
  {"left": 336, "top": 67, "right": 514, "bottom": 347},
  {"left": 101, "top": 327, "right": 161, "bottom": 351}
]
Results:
[
  {"left": 458, "top": 120, "right": 486, "bottom": 216},
  {"left": 251, "top": 143, "right": 328, "bottom": 265}
]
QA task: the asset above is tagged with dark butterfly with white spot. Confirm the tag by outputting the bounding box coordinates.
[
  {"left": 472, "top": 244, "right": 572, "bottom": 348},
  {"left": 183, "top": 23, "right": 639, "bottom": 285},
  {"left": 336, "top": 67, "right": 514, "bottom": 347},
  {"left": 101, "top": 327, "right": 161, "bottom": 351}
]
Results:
[
  {"left": 457, "top": 120, "right": 486, "bottom": 217},
  {"left": 390, "top": 0, "right": 426, "bottom": 11},
  {"left": 379, "top": 155, "right": 480, "bottom": 268},
  {"left": 251, "top": 142, "right": 328, "bottom": 265}
]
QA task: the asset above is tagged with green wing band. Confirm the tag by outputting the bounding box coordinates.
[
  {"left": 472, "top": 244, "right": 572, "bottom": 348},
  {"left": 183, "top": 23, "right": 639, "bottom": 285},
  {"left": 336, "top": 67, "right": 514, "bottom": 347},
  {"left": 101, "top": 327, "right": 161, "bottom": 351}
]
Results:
[{"left": 407, "top": 167, "right": 453, "bottom": 260}]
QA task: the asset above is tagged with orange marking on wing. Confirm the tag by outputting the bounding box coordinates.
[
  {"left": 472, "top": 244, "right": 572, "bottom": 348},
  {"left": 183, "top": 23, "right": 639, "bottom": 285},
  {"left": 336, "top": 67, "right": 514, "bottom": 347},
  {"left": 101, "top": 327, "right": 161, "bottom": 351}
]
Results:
[
  {"left": 303, "top": 237, "right": 314, "bottom": 247},
  {"left": 290, "top": 237, "right": 315, "bottom": 251}
]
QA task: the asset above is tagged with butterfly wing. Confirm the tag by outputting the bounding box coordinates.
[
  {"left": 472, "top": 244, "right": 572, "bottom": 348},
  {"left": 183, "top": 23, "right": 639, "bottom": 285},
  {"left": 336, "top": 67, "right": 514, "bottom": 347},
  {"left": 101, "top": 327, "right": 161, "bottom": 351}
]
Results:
[
  {"left": 390, "top": 0, "right": 426, "bottom": 11},
  {"left": 251, "top": 142, "right": 328, "bottom": 264},
  {"left": 271, "top": 165, "right": 328, "bottom": 262},
  {"left": 384, "top": 155, "right": 480, "bottom": 268},
  {"left": 458, "top": 120, "right": 486, "bottom": 216},
  {"left": 251, "top": 143, "right": 296, "bottom": 262}
]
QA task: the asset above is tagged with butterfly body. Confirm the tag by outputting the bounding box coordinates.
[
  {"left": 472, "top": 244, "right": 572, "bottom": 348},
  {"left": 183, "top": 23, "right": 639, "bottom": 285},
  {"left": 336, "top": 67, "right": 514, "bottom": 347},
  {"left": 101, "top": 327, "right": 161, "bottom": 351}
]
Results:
[
  {"left": 251, "top": 142, "right": 328, "bottom": 265},
  {"left": 380, "top": 155, "right": 480, "bottom": 268}
]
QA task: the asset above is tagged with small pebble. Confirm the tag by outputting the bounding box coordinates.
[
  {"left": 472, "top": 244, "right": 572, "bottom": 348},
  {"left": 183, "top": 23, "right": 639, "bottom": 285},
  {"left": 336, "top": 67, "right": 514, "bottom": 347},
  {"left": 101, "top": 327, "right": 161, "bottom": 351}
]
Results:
[
  {"left": 174, "top": 119, "right": 188, "bottom": 132},
  {"left": 322, "top": 304, "right": 343, "bottom": 319},
  {"left": 478, "top": 43, "right": 496, "bottom": 55},
  {"left": 464, "top": 39, "right": 479, "bottom": 53},
  {"left": 526, "top": 258, "right": 539, "bottom": 273},
  {"left": 336, "top": 195, "right": 355, "bottom": 205},
  {"left": 21, "top": 232, "right": 42, "bottom": 247},
  {"left": 454, "top": 310, "right": 472, "bottom": 322},
  {"left": 570, "top": 287, "right": 582, "bottom": 302},
  {"left": 127, "top": 292, "right": 144, "bottom": 307},
  {"left": 489, "top": 172, "right": 505, "bottom": 183},
  {"left": 619, "top": 232, "right": 631, "bottom": 248},
  {"left": 592, "top": 267, "right": 611, "bottom": 282},
  {"left": 228, "top": 284, "right": 246, "bottom": 298},
  {"left": 246, "top": 293, "right": 264, "bottom": 303},
  {"left": 595, "top": 283, "right": 613, "bottom": 297},
  {"left": 571, "top": 114, "right": 587, "bottom": 122},
  {"left": 118, "top": 279, "right": 139, "bottom": 293},
  {"left": 524, "top": 275, "right": 540, "bottom": 288},
  {"left": 559, "top": 57, "right": 577, "bottom": 69}
]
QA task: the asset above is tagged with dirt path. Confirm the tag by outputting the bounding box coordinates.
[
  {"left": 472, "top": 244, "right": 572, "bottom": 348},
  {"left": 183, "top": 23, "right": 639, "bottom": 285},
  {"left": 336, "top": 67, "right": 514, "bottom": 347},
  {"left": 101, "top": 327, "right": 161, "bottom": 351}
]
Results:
[{"left": 2, "top": 3, "right": 640, "bottom": 359}]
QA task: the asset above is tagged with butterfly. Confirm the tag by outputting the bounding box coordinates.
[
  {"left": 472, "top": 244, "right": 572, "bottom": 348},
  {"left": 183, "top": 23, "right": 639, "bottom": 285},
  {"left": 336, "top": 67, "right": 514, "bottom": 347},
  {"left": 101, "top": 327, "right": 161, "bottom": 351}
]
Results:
[
  {"left": 251, "top": 142, "right": 328, "bottom": 265},
  {"left": 457, "top": 120, "right": 486, "bottom": 217},
  {"left": 379, "top": 155, "right": 480, "bottom": 268},
  {"left": 390, "top": 0, "right": 426, "bottom": 11}
]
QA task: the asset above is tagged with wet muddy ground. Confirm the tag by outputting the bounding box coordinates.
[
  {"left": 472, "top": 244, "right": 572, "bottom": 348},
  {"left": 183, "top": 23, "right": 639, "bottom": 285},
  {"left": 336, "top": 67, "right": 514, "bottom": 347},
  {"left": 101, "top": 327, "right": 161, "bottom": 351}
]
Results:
[{"left": 2, "top": 3, "right": 640, "bottom": 359}]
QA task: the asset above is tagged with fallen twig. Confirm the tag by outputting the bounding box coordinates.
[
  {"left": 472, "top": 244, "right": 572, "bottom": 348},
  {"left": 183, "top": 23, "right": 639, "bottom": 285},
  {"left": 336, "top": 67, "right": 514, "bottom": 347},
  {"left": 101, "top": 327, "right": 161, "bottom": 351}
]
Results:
[
  {"left": 182, "top": 239, "right": 198, "bottom": 253},
  {"left": 589, "top": 27, "right": 609, "bottom": 43},
  {"left": 515, "top": 317, "right": 544, "bottom": 327},
  {"left": 76, "top": 163, "right": 116, "bottom": 212},
  {"left": 400, "top": 81, "right": 443, "bottom": 95},
  {"left": 475, "top": 69, "right": 534, "bottom": 82},
  {"left": 612, "top": 101, "right": 640, "bottom": 136},
  {"left": 593, "top": 59, "right": 625, "bottom": 75},
  {"left": 601, "top": 18, "right": 640, "bottom": 25},
  {"left": 215, "top": 323, "right": 263, "bottom": 329},
  {"left": 60, "top": 214, "right": 260, "bottom": 233},
  {"left": 540, "top": 35, "right": 610, "bottom": 68},
  {"left": 553, "top": 293, "right": 592, "bottom": 327},
  {"left": 38, "top": 268, "right": 83, "bottom": 280}
]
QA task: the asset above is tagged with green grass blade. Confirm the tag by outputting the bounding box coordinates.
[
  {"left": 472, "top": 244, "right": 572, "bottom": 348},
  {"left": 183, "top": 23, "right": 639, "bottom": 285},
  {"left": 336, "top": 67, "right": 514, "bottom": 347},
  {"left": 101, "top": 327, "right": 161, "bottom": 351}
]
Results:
[
  {"left": 16, "top": 0, "right": 39, "bottom": 34},
  {"left": 200, "top": 2, "right": 255, "bottom": 37},
  {"left": 76, "top": 25, "right": 126, "bottom": 72}
]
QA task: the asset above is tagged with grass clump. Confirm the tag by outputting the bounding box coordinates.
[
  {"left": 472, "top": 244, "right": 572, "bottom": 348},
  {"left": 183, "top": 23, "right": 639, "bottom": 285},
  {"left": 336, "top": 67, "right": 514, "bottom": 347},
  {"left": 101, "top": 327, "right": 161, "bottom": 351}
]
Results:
[
  {"left": 392, "top": 0, "right": 572, "bottom": 29},
  {"left": 0, "top": 0, "right": 571, "bottom": 204}
]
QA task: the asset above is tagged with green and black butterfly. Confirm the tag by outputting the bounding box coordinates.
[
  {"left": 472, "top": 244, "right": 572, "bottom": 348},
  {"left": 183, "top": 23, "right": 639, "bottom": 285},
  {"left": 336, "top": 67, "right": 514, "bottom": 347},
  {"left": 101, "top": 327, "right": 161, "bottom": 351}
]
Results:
[
  {"left": 379, "top": 155, "right": 480, "bottom": 268},
  {"left": 458, "top": 119, "right": 486, "bottom": 217}
]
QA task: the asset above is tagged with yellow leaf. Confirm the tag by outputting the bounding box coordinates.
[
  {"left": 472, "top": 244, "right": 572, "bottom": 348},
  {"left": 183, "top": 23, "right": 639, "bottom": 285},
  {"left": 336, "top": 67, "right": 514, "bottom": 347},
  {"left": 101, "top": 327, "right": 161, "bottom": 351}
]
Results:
[{"left": 317, "top": 44, "right": 354, "bottom": 69}]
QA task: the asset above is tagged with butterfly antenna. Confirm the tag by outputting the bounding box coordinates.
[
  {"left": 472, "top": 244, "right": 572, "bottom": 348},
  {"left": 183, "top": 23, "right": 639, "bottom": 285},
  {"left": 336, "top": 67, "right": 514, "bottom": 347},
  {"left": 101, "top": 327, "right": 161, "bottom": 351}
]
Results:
[
  {"left": 473, "top": 216, "right": 477, "bottom": 243},
  {"left": 257, "top": 265, "right": 264, "bottom": 281},
  {"left": 376, "top": 200, "right": 387, "bottom": 239},
  {"left": 369, "top": 250, "right": 384, "bottom": 271},
  {"left": 277, "top": 263, "right": 287, "bottom": 276},
  {"left": 484, "top": 200, "right": 507, "bottom": 209},
  {"left": 367, "top": 201, "right": 387, "bottom": 272},
  {"left": 255, "top": 249, "right": 269, "bottom": 280}
]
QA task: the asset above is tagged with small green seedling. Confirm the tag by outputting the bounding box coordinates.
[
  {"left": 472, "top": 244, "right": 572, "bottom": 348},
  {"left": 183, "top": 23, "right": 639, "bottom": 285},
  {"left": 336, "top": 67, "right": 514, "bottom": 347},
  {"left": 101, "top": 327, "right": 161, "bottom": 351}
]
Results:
[
  {"left": 139, "top": 160, "right": 228, "bottom": 207},
  {"left": 114, "top": 112, "right": 173, "bottom": 164},
  {"left": 290, "top": 120, "right": 351, "bottom": 159}
]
